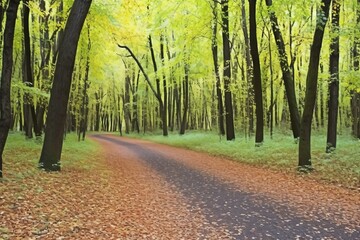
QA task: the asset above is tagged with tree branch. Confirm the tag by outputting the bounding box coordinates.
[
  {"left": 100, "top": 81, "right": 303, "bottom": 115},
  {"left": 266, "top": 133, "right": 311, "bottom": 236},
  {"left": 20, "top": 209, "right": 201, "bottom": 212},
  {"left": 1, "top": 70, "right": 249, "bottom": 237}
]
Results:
[{"left": 117, "top": 43, "right": 161, "bottom": 102}]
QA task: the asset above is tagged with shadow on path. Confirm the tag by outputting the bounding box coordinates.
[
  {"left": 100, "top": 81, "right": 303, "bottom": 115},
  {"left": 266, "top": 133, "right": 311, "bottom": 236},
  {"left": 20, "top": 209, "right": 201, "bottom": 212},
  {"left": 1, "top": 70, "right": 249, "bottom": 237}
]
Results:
[{"left": 93, "top": 135, "right": 360, "bottom": 240}]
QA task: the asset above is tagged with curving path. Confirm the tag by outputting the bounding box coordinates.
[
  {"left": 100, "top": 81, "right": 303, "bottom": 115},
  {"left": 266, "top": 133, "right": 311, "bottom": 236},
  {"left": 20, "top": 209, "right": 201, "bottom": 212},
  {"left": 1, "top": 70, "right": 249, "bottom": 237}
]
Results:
[{"left": 92, "top": 134, "right": 360, "bottom": 239}]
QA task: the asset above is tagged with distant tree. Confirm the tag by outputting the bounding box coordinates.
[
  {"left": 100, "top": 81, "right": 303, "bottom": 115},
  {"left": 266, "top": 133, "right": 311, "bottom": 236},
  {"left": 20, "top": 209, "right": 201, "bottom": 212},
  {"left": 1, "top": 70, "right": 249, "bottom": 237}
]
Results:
[
  {"left": 0, "top": 0, "right": 20, "bottom": 178},
  {"left": 221, "top": 0, "right": 235, "bottom": 140},
  {"left": 39, "top": 0, "right": 92, "bottom": 171},
  {"left": 180, "top": 54, "right": 189, "bottom": 135},
  {"left": 326, "top": 0, "right": 340, "bottom": 152},
  {"left": 249, "top": 0, "right": 264, "bottom": 145},
  {"left": 299, "top": 0, "right": 331, "bottom": 169},
  {"left": 265, "top": 0, "right": 301, "bottom": 140}
]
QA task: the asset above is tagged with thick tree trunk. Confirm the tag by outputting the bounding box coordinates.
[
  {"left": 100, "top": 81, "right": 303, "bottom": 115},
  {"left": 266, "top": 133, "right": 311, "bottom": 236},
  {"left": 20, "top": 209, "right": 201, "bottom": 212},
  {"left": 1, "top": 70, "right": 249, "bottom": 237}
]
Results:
[
  {"left": 326, "top": 0, "right": 340, "bottom": 152},
  {"left": 212, "top": 0, "right": 225, "bottom": 136},
  {"left": 39, "top": 0, "right": 92, "bottom": 171},
  {"left": 298, "top": 0, "right": 331, "bottom": 169},
  {"left": 221, "top": 0, "right": 235, "bottom": 140},
  {"left": 265, "top": 0, "right": 301, "bottom": 139},
  {"left": 351, "top": 0, "right": 360, "bottom": 139},
  {"left": 0, "top": 0, "right": 20, "bottom": 178},
  {"left": 249, "top": 0, "right": 264, "bottom": 145}
]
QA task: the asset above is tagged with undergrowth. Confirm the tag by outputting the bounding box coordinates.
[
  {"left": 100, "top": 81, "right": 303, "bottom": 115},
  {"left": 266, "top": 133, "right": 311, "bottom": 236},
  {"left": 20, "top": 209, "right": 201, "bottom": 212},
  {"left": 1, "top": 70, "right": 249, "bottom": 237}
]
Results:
[
  {"left": 1, "top": 132, "right": 99, "bottom": 180},
  {"left": 127, "top": 130, "right": 360, "bottom": 190}
]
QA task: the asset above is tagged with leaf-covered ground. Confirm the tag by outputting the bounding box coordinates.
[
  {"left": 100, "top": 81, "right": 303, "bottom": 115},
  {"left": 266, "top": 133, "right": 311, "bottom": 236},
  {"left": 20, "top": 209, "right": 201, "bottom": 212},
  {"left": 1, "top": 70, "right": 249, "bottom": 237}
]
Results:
[
  {"left": 1, "top": 133, "right": 359, "bottom": 239},
  {"left": 0, "top": 134, "right": 228, "bottom": 239}
]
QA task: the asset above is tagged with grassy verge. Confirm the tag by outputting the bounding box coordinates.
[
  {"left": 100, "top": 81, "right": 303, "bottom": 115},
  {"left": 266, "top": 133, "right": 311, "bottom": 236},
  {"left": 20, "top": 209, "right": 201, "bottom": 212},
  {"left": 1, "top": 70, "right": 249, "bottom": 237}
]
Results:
[
  {"left": 1, "top": 132, "right": 100, "bottom": 180},
  {"left": 127, "top": 130, "right": 360, "bottom": 190}
]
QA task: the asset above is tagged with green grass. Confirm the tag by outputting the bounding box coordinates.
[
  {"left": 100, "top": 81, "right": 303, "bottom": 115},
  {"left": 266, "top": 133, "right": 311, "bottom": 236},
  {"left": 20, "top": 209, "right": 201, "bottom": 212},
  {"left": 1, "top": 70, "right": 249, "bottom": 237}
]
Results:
[
  {"left": 2, "top": 132, "right": 100, "bottom": 179},
  {"left": 127, "top": 130, "right": 360, "bottom": 189}
]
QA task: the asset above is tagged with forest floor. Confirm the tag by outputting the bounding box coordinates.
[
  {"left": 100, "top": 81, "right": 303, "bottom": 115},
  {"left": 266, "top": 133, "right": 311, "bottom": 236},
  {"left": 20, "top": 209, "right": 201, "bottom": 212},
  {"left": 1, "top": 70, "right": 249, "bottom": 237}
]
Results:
[{"left": 1, "top": 134, "right": 359, "bottom": 239}]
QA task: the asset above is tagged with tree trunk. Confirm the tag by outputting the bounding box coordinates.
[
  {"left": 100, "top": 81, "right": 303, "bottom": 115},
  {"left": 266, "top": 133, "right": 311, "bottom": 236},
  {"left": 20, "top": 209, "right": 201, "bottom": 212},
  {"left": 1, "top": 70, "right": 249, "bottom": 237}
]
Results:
[
  {"left": 39, "top": 0, "right": 92, "bottom": 171},
  {"left": 123, "top": 73, "right": 131, "bottom": 134},
  {"left": 212, "top": 0, "right": 225, "bottom": 136},
  {"left": 249, "top": 0, "right": 264, "bottom": 145},
  {"left": 241, "top": 0, "right": 254, "bottom": 136},
  {"left": 0, "top": 0, "right": 20, "bottom": 178},
  {"left": 180, "top": 61, "right": 189, "bottom": 135},
  {"left": 298, "top": 0, "right": 331, "bottom": 169},
  {"left": 148, "top": 35, "right": 167, "bottom": 136},
  {"left": 80, "top": 24, "right": 91, "bottom": 141},
  {"left": 22, "top": 0, "right": 37, "bottom": 139},
  {"left": 326, "top": 0, "right": 340, "bottom": 152},
  {"left": 265, "top": 0, "right": 301, "bottom": 139},
  {"left": 351, "top": 0, "right": 360, "bottom": 139},
  {"left": 221, "top": 0, "right": 235, "bottom": 141},
  {"left": 160, "top": 34, "right": 168, "bottom": 136}
]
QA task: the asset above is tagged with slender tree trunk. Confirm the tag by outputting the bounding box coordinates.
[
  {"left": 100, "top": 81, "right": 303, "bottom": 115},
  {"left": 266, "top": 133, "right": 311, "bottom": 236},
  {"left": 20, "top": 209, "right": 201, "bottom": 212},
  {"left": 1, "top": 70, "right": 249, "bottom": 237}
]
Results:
[
  {"left": 212, "top": 0, "right": 225, "bottom": 135},
  {"left": 241, "top": 0, "right": 254, "bottom": 136},
  {"left": 39, "top": 0, "right": 92, "bottom": 171},
  {"left": 265, "top": 0, "right": 301, "bottom": 139},
  {"left": 326, "top": 0, "right": 340, "bottom": 152},
  {"left": 249, "top": 0, "right": 264, "bottom": 145},
  {"left": 180, "top": 61, "right": 189, "bottom": 135},
  {"left": 221, "top": 0, "right": 235, "bottom": 140},
  {"left": 148, "top": 35, "right": 168, "bottom": 136},
  {"left": 131, "top": 70, "right": 140, "bottom": 133},
  {"left": 299, "top": 0, "right": 331, "bottom": 169},
  {"left": 0, "top": 0, "right": 20, "bottom": 178},
  {"left": 80, "top": 24, "right": 91, "bottom": 140},
  {"left": 94, "top": 91, "right": 100, "bottom": 131},
  {"left": 22, "top": 0, "right": 37, "bottom": 139},
  {"left": 160, "top": 34, "right": 168, "bottom": 136},
  {"left": 268, "top": 32, "right": 274, "bottom": 139},
  {"left": 123, "top": 73, "right": 131, "bottom": 134}
]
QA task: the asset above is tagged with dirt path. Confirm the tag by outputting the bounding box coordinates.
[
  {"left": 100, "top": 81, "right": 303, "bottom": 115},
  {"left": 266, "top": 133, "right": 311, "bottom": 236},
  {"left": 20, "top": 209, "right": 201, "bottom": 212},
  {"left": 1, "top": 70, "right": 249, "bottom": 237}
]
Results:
[{"left": 91, "top": 134, "right": 360, "bottom": 239}]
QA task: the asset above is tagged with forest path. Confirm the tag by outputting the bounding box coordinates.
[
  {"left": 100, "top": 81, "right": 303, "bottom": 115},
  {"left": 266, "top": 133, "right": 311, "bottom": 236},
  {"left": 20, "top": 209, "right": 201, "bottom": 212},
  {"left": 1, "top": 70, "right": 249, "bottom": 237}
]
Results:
[{"left": 91, "top": 134, "right": 360, "bottom": 239}]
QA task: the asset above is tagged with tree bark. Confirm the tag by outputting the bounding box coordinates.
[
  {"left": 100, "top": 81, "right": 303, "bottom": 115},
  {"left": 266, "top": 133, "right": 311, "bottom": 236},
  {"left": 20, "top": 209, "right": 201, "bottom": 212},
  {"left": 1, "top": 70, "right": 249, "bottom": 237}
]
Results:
[
  {"left": 80, "top": 24, "right": 91, "bottom": 141},
  {"left": 0, "top": 0, "right": 20, "bottom": 178},
  {"left": 180, "top": 60, "right": 189, "bottom": 135},
  {"left": 212, "top": 0, "right": 225, "bottom": 136},
  {"left": 39, "top": 0, "right": 92, "bottom": 171},
  {"left": 22, "top": 0, "right": 41, "bottom": 139},
  {"left": 326, "top": 0, "right": 340, "bottom": 152},
  {"left": 249, "top": 0, "right": 264, "bottom": 145},
  {"left": 149, "top": 35, "right": 168, "bottom": 136},
  {"left": 160, "top": 34, "right": 168, "bottom": 135},
  {"left": 221, "top": 0, "right": 235, "bottom": 140},
  {"left": 241, "top": 0, "right": 254, "bottom": 136},
  {"left": 299, "top": 0, "right": 331, "bottom": 169},
  {"left": 351, "top": 0, "right": 360, "bottom": 139},
  {"left": 265, "top": 0, "right": 301, "bottom": 139}
]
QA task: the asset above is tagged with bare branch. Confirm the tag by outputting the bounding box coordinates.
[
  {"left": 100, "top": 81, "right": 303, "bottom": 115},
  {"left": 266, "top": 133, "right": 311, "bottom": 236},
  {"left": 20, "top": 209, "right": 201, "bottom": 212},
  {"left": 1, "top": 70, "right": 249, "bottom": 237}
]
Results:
[{"left": 117, "top": 43, "right": 161, "bottom": 102}]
